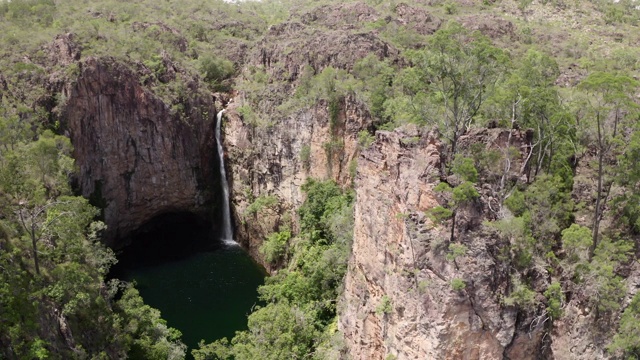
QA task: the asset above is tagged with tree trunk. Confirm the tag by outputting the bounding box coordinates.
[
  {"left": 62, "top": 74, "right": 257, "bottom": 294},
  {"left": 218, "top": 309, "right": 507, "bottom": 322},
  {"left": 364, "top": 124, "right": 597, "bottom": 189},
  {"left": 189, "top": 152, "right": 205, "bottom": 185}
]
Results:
[
  {"left": 591, "top": 115, "right": 604, "bottom": 259},
  {"left": 31, "top": 227, "right": 40, "bottom": 275}
]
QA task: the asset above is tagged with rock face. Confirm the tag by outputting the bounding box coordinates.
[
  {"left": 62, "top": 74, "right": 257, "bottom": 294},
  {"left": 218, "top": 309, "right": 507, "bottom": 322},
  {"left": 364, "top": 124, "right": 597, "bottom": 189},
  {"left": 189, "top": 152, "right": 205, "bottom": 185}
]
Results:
[
  {"left": 339, "top": 127, "right": 547, "bottom": 360},
  {"left": 61, "top": 57, "right": 217, "bottom": 246},
  {"left": 223, "top": 6, "right": 398, "bottom": 266},
  {"left": 224, "top": 94, "right": 369, "bottom": 267}
]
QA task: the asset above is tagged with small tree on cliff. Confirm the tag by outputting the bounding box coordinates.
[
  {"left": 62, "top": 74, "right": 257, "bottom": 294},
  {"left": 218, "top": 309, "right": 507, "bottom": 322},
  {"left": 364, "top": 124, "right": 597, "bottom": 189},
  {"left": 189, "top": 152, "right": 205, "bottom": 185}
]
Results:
[{"left": 430, "top": 156, "right": 480, "bottom": 243}]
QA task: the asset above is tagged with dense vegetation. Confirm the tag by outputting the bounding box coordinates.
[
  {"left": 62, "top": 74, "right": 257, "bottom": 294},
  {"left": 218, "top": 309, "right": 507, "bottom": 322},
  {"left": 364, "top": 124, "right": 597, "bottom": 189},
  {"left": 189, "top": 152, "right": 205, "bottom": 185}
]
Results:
[
  {"left": 2, "top": 0, "right": 640, "bottom": 358},
  {"left": 193, "top": 180, "right": 354, "bottom": 359},
  {"left": 0, "top": 128, "right": 186, "bottom": 358}
]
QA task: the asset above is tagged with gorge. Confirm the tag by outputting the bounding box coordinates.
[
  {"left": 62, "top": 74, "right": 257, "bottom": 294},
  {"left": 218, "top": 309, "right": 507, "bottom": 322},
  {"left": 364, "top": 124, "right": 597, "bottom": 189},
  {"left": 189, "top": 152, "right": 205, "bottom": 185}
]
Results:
[
  {"left": 2, "top": 0, "right": 640, "bottom": 359},
  {"left": 109, "top": 214, "right": 265, "bottom": 355}
]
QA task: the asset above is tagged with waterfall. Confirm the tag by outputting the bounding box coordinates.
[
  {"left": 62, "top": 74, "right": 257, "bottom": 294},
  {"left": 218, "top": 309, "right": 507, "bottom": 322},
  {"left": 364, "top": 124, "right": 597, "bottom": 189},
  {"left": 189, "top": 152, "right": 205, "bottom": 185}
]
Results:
[{"left": 216, "top": 110, "right": 237, "bottom": 246}]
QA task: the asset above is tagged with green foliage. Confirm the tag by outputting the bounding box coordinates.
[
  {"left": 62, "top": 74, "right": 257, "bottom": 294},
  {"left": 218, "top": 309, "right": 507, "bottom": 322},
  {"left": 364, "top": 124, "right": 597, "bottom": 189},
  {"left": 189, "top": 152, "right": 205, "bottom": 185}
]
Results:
[
  {"left": 608, "top": 293, "right": 640, "bottom": 358},
  {"left": 504, "top": 188, "right": 526, "bottom": 216},
  {"left": 487, "top": 215, "right": 534, "bottom": 268},
  {"left": 503, "top": 277, "right": 538, "bottom": 308},
  {"left": 0, "top": 124, "right": 185, "bottom": 358},
  {"left": 544, "top": 281, "right": 564, "bottom": 320},
  {"left": 451, "top": 156, "right": 479, "bottom": 183},
  {"left": 192, "top": 338, "right": 233, "bottom": 360},
  {"left": 375, "top": 295, "right": 393, "bottom": 315},
  {"left": 300, "top": 145, "right": 311, "bottom": 171},
  {"left": 444, "top": 1, "right": 458, "bottom": 14},
  {"left": 434, "top": 182, "right": 452, "bottom": 193},
  {"left": 260, "top": 230, "right": 292, "bottom": 264},
  {"left": 288, "top": 66, "right": 355, "bottom": 117},
  {"left": 561, "top": 224, "right": 592, "bottom": 275},
  {"left": 451, "top": 278, "right": 467, "bottom": 291},
  {"left": 117, "top": 286, "right": 186, "bottom": 359},
  {"left": 358, "top": 130, "right": 375, "bottom": 149},
  {"left": 388, "top": 21, "right": 508, "bottom": 161},
  {"left": 581, "top": 237, "right": 633, "bottom": 314},
  {"left": 245, "top": 195, "right": 279, "bottom": 216},
  {"left": 298, "top": 179, "right": 353, "bottom": 240},
  {"left": 446, "top": 243, "right": 468, "bottom": 263},
  {"left": 232, "top": 303, "right": 320, "bottom": 360},
  {"left": 199, "top": 56, "right": 235, "bottom": 91},
  {"left": 2, "top": 0, "right": 56, "bottom": 27},
  {"left": 452, "top": 182, "right": 479, "bottom": 204},
  {"left": 427, "top": 205, "right": 454, "bottom": 224},
  {"left": 614, "top": 126, "right": 640, "bottom": 233},
  {"left": 237, "top": 104, "right": 261, "bottom": 127},
  {"left": 352, "top": 55, "right": 394, "bottom": 127}
]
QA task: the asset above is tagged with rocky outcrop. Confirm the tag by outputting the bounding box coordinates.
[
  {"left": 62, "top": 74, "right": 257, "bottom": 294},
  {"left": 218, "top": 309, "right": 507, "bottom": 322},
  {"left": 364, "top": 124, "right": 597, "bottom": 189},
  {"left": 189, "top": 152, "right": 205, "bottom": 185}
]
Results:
[
  {"left": 299, "top": 2, "right": 380, "bottom": 30},
  {"left": 393, "top": 3, "right": 442, "bottom": 35},
  {"left": 252, "top": 17, "right": 402, "bottom": 83},
  {"left": 459, "top": 14, "right": 516, "bottom": 39},
  {"left": 224, "top": 10, "right": 399, "bottom": 267},
  {"left": 224, "top": 94, "right": 370, "bottom": 267},
  {"left": 61, "top": 57, "right": 218, "bottom": 246},
  {"left": 339, "top": 127, "right": 546, "bottom": 360}
]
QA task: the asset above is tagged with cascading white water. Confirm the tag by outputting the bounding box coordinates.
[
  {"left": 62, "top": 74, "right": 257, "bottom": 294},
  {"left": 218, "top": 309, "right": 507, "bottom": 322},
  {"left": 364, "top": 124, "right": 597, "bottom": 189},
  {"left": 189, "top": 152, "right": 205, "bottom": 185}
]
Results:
[{"left": 216, "top": 110, "right": 237, "bottom": 246}]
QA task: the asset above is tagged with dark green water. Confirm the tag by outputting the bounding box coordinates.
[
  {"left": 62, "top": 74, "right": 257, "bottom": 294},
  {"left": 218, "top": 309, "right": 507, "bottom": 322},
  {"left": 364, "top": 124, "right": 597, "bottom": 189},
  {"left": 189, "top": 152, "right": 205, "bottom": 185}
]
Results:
[{"left": 110, "top": 213, "right": 266, "bottom": 354}]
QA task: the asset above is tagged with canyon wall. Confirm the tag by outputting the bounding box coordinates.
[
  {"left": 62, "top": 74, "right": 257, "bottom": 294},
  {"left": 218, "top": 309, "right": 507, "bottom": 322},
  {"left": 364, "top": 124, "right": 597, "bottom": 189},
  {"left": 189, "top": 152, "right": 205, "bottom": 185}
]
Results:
[
  {"left": 337, "top": 125, "right": 636, "bottom": 360},
  {"left": 221, "top": 8, "right": 399, "bottom": 266},
  {"left": 60, "top": 56, "right": 218, "bottom": 246},
  {"left": 339, "top": 127, "right": 547, "bottom": 359},
  {"left": 224, "top": 95, "right": 367, "bottom": 267}
]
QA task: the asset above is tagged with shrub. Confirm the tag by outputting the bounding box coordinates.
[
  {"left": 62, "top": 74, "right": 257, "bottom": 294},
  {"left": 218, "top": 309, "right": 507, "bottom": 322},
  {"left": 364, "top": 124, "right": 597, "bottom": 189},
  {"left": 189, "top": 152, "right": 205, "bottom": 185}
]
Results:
[
  {"left": 300, "top": 145, "right": 311, "bottom": 171},
  {"left": 376, "top": 295, "right": 393, "bottom": 315},
  {"left": 199, "top": 55, "right": 235, "bottom": 90},
  {"left": 446, "top": 243, "right": 468, "bottom": 263},
  {"left": 544, "top": 281, "right": 564, "bottom": 320},
  {"left": 503, "top": 277, "right": 538, "bottom": 308},
  {"left": 608, "top": 293, "right": 640, "bottom": 357},
  {"left": 245, "top": 195, "right": 278, "bottom": 216},
  {"left": 451, "top": 278, "right": 466, "bottom": 291},
  {"left": 260, "top": 230, "right": 291, "bottom": 264},
  {"left": 357, "top": 130, "right": 375, "bottom": 149}
]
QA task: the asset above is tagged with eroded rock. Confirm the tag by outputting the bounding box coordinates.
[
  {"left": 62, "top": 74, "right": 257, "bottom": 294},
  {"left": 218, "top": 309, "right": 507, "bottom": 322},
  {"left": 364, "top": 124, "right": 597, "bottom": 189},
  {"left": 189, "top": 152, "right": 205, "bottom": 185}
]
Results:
[{"left": 61, "top": 57, "right": 217, "bottom": 246}]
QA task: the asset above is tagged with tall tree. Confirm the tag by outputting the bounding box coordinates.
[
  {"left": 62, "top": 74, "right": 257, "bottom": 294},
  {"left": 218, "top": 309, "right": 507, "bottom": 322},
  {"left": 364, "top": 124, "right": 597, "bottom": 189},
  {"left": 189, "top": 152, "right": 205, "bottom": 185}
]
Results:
[
  {"left": 393, "top": 21, "right": 508, "bottom": 167},
  {"left": 578, "top": 71, "right": 638, "bottom": 256}
]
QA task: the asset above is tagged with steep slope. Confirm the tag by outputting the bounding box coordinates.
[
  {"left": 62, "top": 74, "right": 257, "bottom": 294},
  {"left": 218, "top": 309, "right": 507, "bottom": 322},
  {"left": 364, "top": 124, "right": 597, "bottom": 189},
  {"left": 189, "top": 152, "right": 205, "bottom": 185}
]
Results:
[
  {"left": 61, "top": 55, "right": 218, "bottom": 246},
  {"left": 340, "top": 127, "right": 547, "bottom": 359}
]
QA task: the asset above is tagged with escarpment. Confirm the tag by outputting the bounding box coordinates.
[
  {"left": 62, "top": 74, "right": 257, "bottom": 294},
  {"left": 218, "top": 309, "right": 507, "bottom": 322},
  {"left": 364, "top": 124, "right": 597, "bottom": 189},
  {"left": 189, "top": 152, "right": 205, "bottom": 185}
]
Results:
[
  {"left": 60, "top": 57, "right": 218, "bottom": 246},
  {"left": 223, "top": 9, "right": 401, "bottom": 266},
  {"left": 339, "top": 127, "right": 546, "bottom": 359},
  {"left": 224, "top": 94, "right": 370, "bottom": 267}
]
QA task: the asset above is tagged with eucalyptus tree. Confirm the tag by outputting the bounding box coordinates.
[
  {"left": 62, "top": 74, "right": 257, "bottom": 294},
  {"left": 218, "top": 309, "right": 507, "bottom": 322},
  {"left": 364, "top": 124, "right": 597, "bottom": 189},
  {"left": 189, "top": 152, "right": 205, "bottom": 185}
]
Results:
[
  {"left": 387, "top": 21, "right": 508, "bottom": 169},
  {"left": 578, "top": 71, "right": 638, "bottom": 255}
]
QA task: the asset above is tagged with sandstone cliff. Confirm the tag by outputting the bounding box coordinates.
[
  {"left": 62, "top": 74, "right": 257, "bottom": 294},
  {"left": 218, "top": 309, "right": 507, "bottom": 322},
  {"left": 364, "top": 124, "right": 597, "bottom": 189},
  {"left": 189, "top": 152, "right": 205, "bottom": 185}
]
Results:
[
  {"left": 224, "top": 94, "right": 368, "bottom": 267},
  {"left": 60, "top": 55, "right": 219, "bottom": 246},
  {"left": 222, "top": 6, "right": 401, "bottom": 266},
  {"left": 339, "top": 127, "right": 550, "bottom": 359}
]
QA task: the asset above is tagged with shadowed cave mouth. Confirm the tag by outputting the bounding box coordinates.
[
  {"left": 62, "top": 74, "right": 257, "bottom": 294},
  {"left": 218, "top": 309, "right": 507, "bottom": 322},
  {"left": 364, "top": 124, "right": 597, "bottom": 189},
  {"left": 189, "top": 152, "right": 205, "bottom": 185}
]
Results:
[
  {"left": 109, "top": 211, "right": 266, "bottom": 354},
  {"left": 110, "top": 212, "right": 217, "bottom": 270}
]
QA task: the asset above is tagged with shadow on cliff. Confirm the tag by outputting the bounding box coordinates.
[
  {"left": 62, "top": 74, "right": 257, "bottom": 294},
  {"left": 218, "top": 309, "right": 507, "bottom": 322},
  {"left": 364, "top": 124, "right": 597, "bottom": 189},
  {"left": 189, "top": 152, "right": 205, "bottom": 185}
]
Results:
[{"left": 109, "top": 212, "right": 224, "bottom": 278}]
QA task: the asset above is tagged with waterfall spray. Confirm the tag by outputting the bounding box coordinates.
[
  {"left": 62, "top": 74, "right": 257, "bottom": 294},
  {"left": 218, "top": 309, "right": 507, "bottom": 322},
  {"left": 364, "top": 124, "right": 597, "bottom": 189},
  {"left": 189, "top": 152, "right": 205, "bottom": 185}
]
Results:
[{"left": 216, "top": 110, "right": 237, "bottom": 246}]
